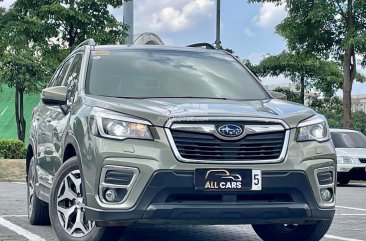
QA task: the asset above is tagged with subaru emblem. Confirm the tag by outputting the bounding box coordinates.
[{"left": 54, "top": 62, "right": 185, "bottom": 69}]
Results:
[{"left": 217, "top": 124, "right": 244, "bottom": 138}]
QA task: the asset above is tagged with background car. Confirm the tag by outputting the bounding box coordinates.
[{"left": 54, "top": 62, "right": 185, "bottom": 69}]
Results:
[{"left": 330, "top": 129, "right": 366, "bottom": 185}]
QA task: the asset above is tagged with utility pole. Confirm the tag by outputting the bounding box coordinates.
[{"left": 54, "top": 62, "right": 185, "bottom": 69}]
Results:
[
  {"left": 215, "top": 0, "right": 221, "bottom": 49},
  {"left": 123, "top": 0, "right": 134, "bottom": 44}
]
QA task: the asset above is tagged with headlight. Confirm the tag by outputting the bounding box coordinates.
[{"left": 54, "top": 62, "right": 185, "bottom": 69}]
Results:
[
  {"left": 297, "top": 115, "right": 330, "bottom": 142},
  {"left": 90, "top": 107, "right": 153, "bottom": 140},
  {"left": 337, "top": 156, "right": 360, "bottom": 164}
]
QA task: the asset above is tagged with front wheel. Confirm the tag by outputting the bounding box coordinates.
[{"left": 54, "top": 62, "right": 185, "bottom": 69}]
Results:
[
  {"left": 338, "top": 177, "right": 350, "bottom": 185},
  {"left": 252, "top": 220, "right": 332, "bottom": 241},
  {"left": 49, "top": 157, "right": 124, "bottom": 241}
]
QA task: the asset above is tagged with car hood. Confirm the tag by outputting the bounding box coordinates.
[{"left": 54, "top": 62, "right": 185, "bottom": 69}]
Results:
[
  {"left": 336, "top": 148, "right": 366, "bottom": 159},
  {"left": 84, "top": 96, "right": 316, "bottom": 128}
]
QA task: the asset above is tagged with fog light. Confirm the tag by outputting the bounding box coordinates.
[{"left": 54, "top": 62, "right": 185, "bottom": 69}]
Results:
[
  {"left": 320, "top": 188, "right": 333, "bottom": 202},
  {"left": 105, "top": 189, "right": 118, "bottom": 202}
]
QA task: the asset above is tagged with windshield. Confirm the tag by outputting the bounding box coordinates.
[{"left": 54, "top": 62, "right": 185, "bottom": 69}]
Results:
[
  {"left": 331, "top": 132, "right": 366, "bottom": 148},
  {"left": 86, "top": 49, "right": 268, "bottom": 100}
]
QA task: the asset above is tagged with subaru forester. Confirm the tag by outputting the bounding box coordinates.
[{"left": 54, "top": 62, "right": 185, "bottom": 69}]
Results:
[{"left": 27, "top": 40, "right": 336, "bottom": 241}]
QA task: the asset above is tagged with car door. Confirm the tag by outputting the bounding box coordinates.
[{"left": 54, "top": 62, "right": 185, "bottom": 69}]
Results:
[
  {"left": 36, "top": 57, "right": 74, "bottom": 187},
  {"left": 55, "top": 53, "right": 84, "bottom": 158},
  {"left": 30, "top": 66, "right": 63, "bottom": 154}
]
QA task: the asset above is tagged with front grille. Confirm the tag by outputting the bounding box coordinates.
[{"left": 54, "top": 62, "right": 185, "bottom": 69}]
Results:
[{"left": 171, "top": 130, "right": 286, "bottom": 161}]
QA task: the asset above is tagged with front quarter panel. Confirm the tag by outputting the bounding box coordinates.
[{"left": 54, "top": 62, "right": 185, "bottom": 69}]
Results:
[{"left": 65, "top": 102, "right": 95, "bottom": 199}]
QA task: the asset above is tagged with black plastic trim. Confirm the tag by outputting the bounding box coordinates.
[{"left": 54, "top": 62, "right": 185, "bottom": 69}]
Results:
[{"left": 86, "top": 170, "right": 335, "bottom": 226}]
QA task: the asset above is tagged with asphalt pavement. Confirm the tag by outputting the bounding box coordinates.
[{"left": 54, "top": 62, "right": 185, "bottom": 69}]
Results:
[{"left": 0, "top": 182, "right": 365, "bottom": 241}]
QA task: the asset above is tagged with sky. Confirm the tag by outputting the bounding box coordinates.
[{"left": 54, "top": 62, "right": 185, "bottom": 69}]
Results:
[{"left": 1, "top": 0, "right": 366, "bottom": 94}]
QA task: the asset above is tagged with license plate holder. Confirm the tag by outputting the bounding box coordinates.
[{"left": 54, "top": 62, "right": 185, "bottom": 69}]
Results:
[{"left": 194, "top": 169, "right": 262, "bottom": 191}]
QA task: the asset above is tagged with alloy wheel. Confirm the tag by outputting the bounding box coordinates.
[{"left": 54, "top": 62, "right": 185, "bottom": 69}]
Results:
[{"left": 56, "top": 170, "right": 94, "bottom": 238}]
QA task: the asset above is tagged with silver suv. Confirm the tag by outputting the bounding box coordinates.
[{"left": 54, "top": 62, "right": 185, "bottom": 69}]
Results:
[{"left": 27, "top": 40, "right": 336, "bottom": 241}]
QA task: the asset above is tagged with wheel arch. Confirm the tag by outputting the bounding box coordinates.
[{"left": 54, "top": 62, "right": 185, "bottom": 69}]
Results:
[
  {"left": 63, "top": 143, "right": 77, "bottom": 162},
  {"left": 62, "top": 134, "right": 88, "bottom": 204},
  {"left": 62, "top": 134, "right": 81, "bottom": 162},
  {"left": 26, "top": 138, "right": 36, "bottom": 177}
]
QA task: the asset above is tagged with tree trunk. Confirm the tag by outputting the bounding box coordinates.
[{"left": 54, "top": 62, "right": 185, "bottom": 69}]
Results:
[
  {"left": 15, "top": 84, "right": 26, "bottom": 142},
  {"left": 342, "top": 48, "right": 356, "bottom": 129},
  {"left": 300, "top": 75, "right": 305, "bottom": 105},
  {"left": 343, "top": 0, "right": 355, "bottom": 129},
  {"left": 68, "top": 0, "right": 76, "bottom": 48}
]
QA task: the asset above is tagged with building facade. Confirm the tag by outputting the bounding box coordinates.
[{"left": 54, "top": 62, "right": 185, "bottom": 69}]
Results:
[{"left": 352, "top": 95, "right": 366, "bottom": 112}]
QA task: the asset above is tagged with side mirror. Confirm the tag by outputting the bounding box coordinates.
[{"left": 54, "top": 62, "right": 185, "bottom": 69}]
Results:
[
  {"left": 268, "top": 91, "right": 287, "bottom": 101},
  {"left": 41, "top": 86, "right": 67, "bottom": 105}
]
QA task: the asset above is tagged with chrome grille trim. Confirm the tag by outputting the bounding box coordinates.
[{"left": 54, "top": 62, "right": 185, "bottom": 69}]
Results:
[
  {"left": 171, "top": 123, "right": 285, "bottom": 141},
  {"left": 165, "top": 117, "right": 290, "bottom": 164}
]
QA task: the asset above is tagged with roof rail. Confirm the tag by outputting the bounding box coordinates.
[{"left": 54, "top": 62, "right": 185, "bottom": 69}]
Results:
[
  {"left": 72, "top": 38, "right": 96, "bottom": 52},
  {"left": 186, "top": 43, "right": 216, "bottom": 50}
]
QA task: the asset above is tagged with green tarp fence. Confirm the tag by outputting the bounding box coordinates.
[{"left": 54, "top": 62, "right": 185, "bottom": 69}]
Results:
[{"left": 0, "top": 85, "right": 40, "bottom": 140}]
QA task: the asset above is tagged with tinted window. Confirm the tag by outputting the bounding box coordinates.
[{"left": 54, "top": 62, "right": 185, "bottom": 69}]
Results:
[
  {"left": 64, "top": 54, "right": 82, "bottom": 105},
  {"left": 331, "top": 132, "right": 366, "bottom": 148},
  {"left": 86, "top": 50, "right": 268, "bottom": 100},
  {"left": 51, "top": 58, "right": 73, "bottom": 87}
]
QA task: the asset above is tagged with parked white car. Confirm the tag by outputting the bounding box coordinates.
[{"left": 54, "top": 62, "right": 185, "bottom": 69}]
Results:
[{"left": 330, "top": 129, "right": 366, "bottom": 185}]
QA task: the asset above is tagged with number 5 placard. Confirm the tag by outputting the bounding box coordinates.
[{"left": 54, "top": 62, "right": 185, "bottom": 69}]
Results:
[{"left": 252, "top": 170, "right": 262, "bottom": 191}]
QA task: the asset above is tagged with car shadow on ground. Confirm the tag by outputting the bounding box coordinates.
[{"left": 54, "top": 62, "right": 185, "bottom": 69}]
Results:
[
  {"left": 337, "top": 182, "right": 366, "bottom": 188},
  {"left": 120, "top": 224, "right": 261, "bottom": 241}
]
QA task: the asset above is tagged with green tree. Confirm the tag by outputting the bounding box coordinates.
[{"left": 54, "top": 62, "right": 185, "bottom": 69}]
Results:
[
  {"left": 0, "top": 5, "right": 49, "bottom": 141},
  {"left": 308, "top": 96, "right": 343, "bottom": 130},
  {"left": 0, "top": 0, "right": 128, "bottom": 141},
  {"left": 13, "top": 0, "right": 127, "bottom": 48},
  {"left": 254, "top": 52, "right": 343, "bottom": 104},
  {"left": 273, "top": 87, "right": 302, "bottom": 104},
  {"left": 309, "top": 96, "right": 344, "bottom": 115},
  {"left": 242, "top": 59, "right": 258, "bottom": 75},
  {"left": 352, "top": 111, "right": 366, "bottom": 134},
  {"left": 0, "top": 49, "right": 51, "bottom": 141},
  {"left": 249, "top": 0, "right": 366, "bottom": 128}
]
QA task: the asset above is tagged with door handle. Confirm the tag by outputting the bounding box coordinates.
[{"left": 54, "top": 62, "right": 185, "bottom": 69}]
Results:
[{"left": 46, "top": 118, "right": 52, "bottom": 123}]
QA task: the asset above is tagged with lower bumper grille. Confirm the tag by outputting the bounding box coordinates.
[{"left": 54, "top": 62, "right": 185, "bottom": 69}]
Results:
[
  {"left": 359, "top": 158, "right": 366, "bottom": 163},
  {"left": 165, "top": 193, "right": 293, "bottom": 203}
]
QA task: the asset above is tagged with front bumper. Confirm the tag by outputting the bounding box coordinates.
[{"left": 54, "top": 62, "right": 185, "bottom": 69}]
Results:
[
  {"left": 85, "top": 170, "right": 335, "bottom": 226},
  {"left": 338, "top": 165, "right": 366, "bottom": 180}
]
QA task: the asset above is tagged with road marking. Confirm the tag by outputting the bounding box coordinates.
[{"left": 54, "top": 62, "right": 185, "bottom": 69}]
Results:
[
  {"left": 10, "top": 182, "right": 26, "bottom": 185},
  {"left": 0, "top": 216, "right": 47, "bottom": 241},
  {"left": 336, "top": 206, "right": 366, "bottom": 212},
  {"left": 349, "top": 182, "right": 366, "bottom": 187},
  {"left": 324, "top": 234, "right": 364, "bottom": 241},
  {"left": 1, "top": 215, "right": 28, "bottom": 218},
  {"left": 335, "top": 213, "right": 366, "bottom": 216},
  {"left": 0, "top": 106, "right": 8, "bottom": 117}
]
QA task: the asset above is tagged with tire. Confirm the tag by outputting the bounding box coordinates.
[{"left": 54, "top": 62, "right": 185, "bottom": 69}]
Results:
[
  {"left": 252, "top": 220, "right": 333, "bottom": 241},
  {"left": 27, "top": 157, "right": 50, "bottom": 225},
  {"left": 49, "top": 156, "right": 124, "bottom": 241},
  {"left": 338, "top": 177, "right": 350, "bottom": 185}
]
